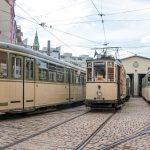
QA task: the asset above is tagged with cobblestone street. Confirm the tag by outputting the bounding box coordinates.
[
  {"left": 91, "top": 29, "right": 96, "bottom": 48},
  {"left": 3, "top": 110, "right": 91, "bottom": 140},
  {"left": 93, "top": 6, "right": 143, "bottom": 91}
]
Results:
[{"left": 0, "top": 97, "right": 150, "bottom": 150}]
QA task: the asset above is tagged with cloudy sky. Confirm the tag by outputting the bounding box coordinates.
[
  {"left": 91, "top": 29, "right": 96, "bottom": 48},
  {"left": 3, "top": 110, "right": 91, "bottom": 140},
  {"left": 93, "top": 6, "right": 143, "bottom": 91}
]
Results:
[{"left": 15, "top": 0, "right": 150, "bottom": 58}]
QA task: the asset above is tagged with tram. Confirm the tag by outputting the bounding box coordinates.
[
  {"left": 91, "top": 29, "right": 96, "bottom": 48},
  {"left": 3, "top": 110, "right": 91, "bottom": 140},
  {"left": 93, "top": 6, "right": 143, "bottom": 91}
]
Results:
[
  {"left": 0, "top": 42, "right": 86, "bottom": 112},
  {"left": 85, "top": 48, "right": 128, "bottom": 108},
  {"left": 142, "top": 71, "right": 150, "bottom": 102}
]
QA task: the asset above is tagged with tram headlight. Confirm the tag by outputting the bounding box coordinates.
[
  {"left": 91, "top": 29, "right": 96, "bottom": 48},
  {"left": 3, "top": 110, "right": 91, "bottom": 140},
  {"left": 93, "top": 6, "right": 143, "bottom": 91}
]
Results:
[{"left": 97, "top": 91, "right": 102, "bottom": 96}]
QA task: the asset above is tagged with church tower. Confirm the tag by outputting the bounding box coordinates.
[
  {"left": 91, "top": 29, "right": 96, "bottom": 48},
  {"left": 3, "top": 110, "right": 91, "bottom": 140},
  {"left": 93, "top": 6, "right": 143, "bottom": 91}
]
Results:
[{"left": 33, "top": 30, "right": 40, "bottom": 50}]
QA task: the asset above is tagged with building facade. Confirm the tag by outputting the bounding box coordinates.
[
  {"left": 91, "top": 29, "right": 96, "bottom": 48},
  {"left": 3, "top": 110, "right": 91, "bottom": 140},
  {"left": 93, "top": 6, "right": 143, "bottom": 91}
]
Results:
[
  {"left": 0, "top": 0, "right": 16, "bottom": 43},
  {"left": 60, "top": 53, "right": 92, "bottom": 68},
  {"left": 122, "top": 55, "right": 150, "bottom": 97}
]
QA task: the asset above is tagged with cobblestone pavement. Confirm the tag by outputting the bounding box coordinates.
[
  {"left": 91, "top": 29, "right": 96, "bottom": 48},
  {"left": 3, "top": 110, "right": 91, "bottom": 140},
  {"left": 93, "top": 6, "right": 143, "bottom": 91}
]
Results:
[
  {"left": 1, "top": 98, "right": 150, "bottom": 150},
  {"left": 113, "top": 134, "right": 150, "bottom": 150},
  {"left": 84, "top": 98, "right": 150, "bottom": 150},
  {"left": 0, "top": 106, "right": 87, "bottom": 149},
  {"left": 4, "top": 110, "right": 112, "bottom": 149}
]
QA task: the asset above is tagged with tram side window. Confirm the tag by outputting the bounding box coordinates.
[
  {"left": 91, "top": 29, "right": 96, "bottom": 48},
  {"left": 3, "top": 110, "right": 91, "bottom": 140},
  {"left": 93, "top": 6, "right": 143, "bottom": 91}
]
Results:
[
  {"left": 107, "top": 62, "right": 114, "bottom": 82},
  {"left": 49, "top": 71, "right": 56, "bottom": 81},
  {"left": 25, "top": 58, "right": 34, "bottom": 80},
  {"left": 38, "top": 60, "right": 48, "bottom": 81},
  {"left": 74, "top": 71, "right": 79, "bottom": 84},
  {"left": 11, "top": 57, "right": 22, "bottom": 79},
  {"left": 56, "top": 66, "right": 64, "bottom": 82},
  {"left": 0, "top": 52, "right": 7, "bottom": 78},
  {"left": 48, "top": 63, "right": 56, "bottom": 81},
  {"left": 94, "top": 62, "right": 106, "bottom": 81},
  {"left": 87, "top": 68, "right": 92, "bottom": 81},
  {"left": 65, "top": 68, "right": 70, "bottom": 83},
  {"left": 80, "top": 73, "right": 85, "bottom": 85},
  {"left": 70, "top": 70, "right": 74, "bottom": 84}
]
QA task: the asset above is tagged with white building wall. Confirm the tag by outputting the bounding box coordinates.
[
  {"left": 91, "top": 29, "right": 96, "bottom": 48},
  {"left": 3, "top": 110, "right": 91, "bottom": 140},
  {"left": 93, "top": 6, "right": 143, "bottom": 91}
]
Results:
[
  {"left": 122, "top": 55, "right": 150, "bottom": 96},
  {"left": 0, "top": 0, "right": 16, "bottom": 43}
]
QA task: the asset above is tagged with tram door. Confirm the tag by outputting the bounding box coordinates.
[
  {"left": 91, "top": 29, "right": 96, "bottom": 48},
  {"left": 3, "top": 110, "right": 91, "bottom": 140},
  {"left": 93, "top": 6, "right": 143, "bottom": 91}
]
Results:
[
  {"left": 10, "top": 54, "right": 24, "bottom": 110},
  {"left": 24, "top": 57, "right": 35, "bottom": 108}
]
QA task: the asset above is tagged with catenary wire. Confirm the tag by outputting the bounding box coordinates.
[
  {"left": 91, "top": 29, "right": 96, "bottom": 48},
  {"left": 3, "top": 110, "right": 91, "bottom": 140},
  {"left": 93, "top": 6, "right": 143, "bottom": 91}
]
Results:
[
  {"left": 15, "top": 3, "right": 78, "bottom": 51},
  {"left": 48, "top": 27, "right": 102, "bottom": 45}
]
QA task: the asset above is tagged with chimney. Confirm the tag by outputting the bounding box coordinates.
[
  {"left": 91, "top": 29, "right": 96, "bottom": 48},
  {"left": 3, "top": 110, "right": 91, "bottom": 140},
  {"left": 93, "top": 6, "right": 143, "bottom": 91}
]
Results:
[{"left": 47, "top": 40, "right": 51, "bottom": 56}]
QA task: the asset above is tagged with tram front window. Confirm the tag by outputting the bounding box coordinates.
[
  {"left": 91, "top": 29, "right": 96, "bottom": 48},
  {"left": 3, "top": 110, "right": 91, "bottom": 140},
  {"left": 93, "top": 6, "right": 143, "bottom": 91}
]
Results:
[{"left": 94, "top": 62, "right": 106, "bottom": 81}]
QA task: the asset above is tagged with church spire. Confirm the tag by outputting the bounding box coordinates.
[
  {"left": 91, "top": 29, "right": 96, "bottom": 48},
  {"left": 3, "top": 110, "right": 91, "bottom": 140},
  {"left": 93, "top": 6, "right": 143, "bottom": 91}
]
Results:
[{"left": 33, "top": 30, "right": 40, "bottom": 50}]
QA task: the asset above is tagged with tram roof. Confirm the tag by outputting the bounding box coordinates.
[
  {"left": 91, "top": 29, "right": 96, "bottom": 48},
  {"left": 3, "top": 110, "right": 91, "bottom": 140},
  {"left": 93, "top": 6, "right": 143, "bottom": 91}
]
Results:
[{"left": 0, "top": 42, "right": 85, "bottom": 72}]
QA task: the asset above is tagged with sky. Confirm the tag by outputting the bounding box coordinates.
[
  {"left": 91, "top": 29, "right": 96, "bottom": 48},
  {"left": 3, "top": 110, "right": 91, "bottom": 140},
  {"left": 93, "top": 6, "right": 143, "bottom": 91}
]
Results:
[{"left": 15, "top": 0, "right": 150, "bottom": 58}]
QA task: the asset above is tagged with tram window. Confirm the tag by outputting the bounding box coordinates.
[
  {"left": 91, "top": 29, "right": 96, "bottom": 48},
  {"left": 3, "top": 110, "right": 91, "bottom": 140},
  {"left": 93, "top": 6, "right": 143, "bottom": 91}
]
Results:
[
  {"left": 48, "top": 71, "right": 56, "bottom": 81},
  {"left": 57, "top": 66, "right": 64, "bottom": 72},
  {"left": 56, "top": 66, "right": 64, "bottom": 82},
  {"left": 75, "top": 71, "right": 79, "bottom": 84},
  {"left": 57, "top": 73, "right": 64, "bottom": 82},
  {"left": 11, "top": 57, "right": 22, "bottom": 79},
  {"left": 87, "top": 68, "right": 92, "bottom": 81},
  {"left": 148, "top": 76, "right": 150, "bottom": 82},
  {"left": 65, "top": 69, "right": 70, "bottom": 83},
  {"left": 25, "top": 58, "right": 34, "bottom": 80},
  {"left": 39, "top": 69, "right": 48, "bottom": 80},
  {"left": 48, "top": 63, "right": 56, "bottom": 71},
  {"left": 0, "top": 52, "right": 7, "bottom": 78},
  {"left": 76, "top": 75, "right": 79, "bottom": 84},
  {"left": 70, "top": 70, "right": 74, "bottom": 84},
  {"left": 107, "top": 66, "right": 114, "bottom": 82},
  {"left": 38, "top": 60, "right": 48, "bottom": 81},
  {"left": 80, "top": 74, "right": 85, "bottom": 84},
  {"left": 94, "top": 62, "right": 106, "bottom": 81}
]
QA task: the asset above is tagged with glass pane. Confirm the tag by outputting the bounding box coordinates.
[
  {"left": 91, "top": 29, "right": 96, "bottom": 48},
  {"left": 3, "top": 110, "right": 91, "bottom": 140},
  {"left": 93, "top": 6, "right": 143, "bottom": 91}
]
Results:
[
  {"left": 48, "top": 71, "right": 56, "bottom": 81},
  {"left": 94, "top": 62, "right": 106, "bottom": 81},
  {"left": 38, "top": 60, "right": 48, "bottom": 69},
  {"left": 80, "top": 73, "right": 85, "bottom": 84},
  {"left": 107, "top": 62, "right": 114, "bottom": 82},
  {"left": 57, "top": 73, "right": 64, "bottom": 82},
  {"left": 25, "top": 58, "right": 34, "bottom": 80},
  {"left": 70, "top": 70, "right": 74, "bottom": 84},
  {"left": 11, "top": 57, "right": 22, "bottom": 79},
  {"left": 87, "top": 68, "right": 92, "bottom": 81},
  {"left": 0, "top": 52, "right": 7, "bottom": 78},
  {"left": 38, "top": 60, "right": 48, "bottom": 81},
  {"left": 39, "top": 69, "right": 48, "bottom": 80}
]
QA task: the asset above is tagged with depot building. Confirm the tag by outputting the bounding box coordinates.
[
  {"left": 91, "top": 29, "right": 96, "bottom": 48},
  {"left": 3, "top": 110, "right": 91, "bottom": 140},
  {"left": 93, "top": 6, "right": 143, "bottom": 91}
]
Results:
[{"left": 121, "top": 55, "right": 150, "bottom": 97}]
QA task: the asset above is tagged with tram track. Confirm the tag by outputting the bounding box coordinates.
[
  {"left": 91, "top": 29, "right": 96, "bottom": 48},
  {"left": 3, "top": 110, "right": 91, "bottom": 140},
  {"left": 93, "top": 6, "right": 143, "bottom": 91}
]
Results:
[
  {"left": 0, "top": 110, "right": 89, "bottom": 150},
  {"left": 0, "top": 106, "right": 85, "bottom": 121},
  {"left": 74, "top": 111, "right": 116, "bottom": 150},
  {"left": 99, "top": 125, "right": 150, "bottom": 150}
]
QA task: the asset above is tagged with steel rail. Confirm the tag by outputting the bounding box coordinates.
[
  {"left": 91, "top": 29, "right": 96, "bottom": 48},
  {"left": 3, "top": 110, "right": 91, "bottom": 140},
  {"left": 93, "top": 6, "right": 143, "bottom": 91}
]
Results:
[
  {"left": 74, "top": 111, "right": 116, "bottom": 150},
  {"left": 0, "top": 111, "right": 89, "bottom": 150}
]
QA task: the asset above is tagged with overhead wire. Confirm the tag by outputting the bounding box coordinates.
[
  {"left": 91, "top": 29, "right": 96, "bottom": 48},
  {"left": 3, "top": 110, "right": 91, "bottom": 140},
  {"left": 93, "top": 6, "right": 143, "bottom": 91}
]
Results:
[
  {"left": 15, "top": 3, "right": 80, "bottom": 51},
  {"left": 90, "top": 0, "right": 108, "bottom": 46},
  {"left": 106, "top": 7, "right": 150, "bottom": 16},
  {"left": 48, "top": 27, "right": 102, "bottom": 45},
  {"left": 0, "top": 7, "right": 103, "bottom": 46},
  {"left": 15, "top": 2, "right": 150, "bottom": 57},
  {"left": 45, "top": 14, "right": 98, "bottom": 24},
  {"left": 34, "top": 0, "right": 88, "bottom": 17}
]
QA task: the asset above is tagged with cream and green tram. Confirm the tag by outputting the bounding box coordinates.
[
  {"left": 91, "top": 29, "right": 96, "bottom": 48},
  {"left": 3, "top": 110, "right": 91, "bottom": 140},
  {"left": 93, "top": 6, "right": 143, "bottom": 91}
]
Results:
[
  {"left": 0, "top": 42, "right": 86, "bottom": 113},
  {"left": 85, "top": 57, "right": 127, "bottom": 108}
]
